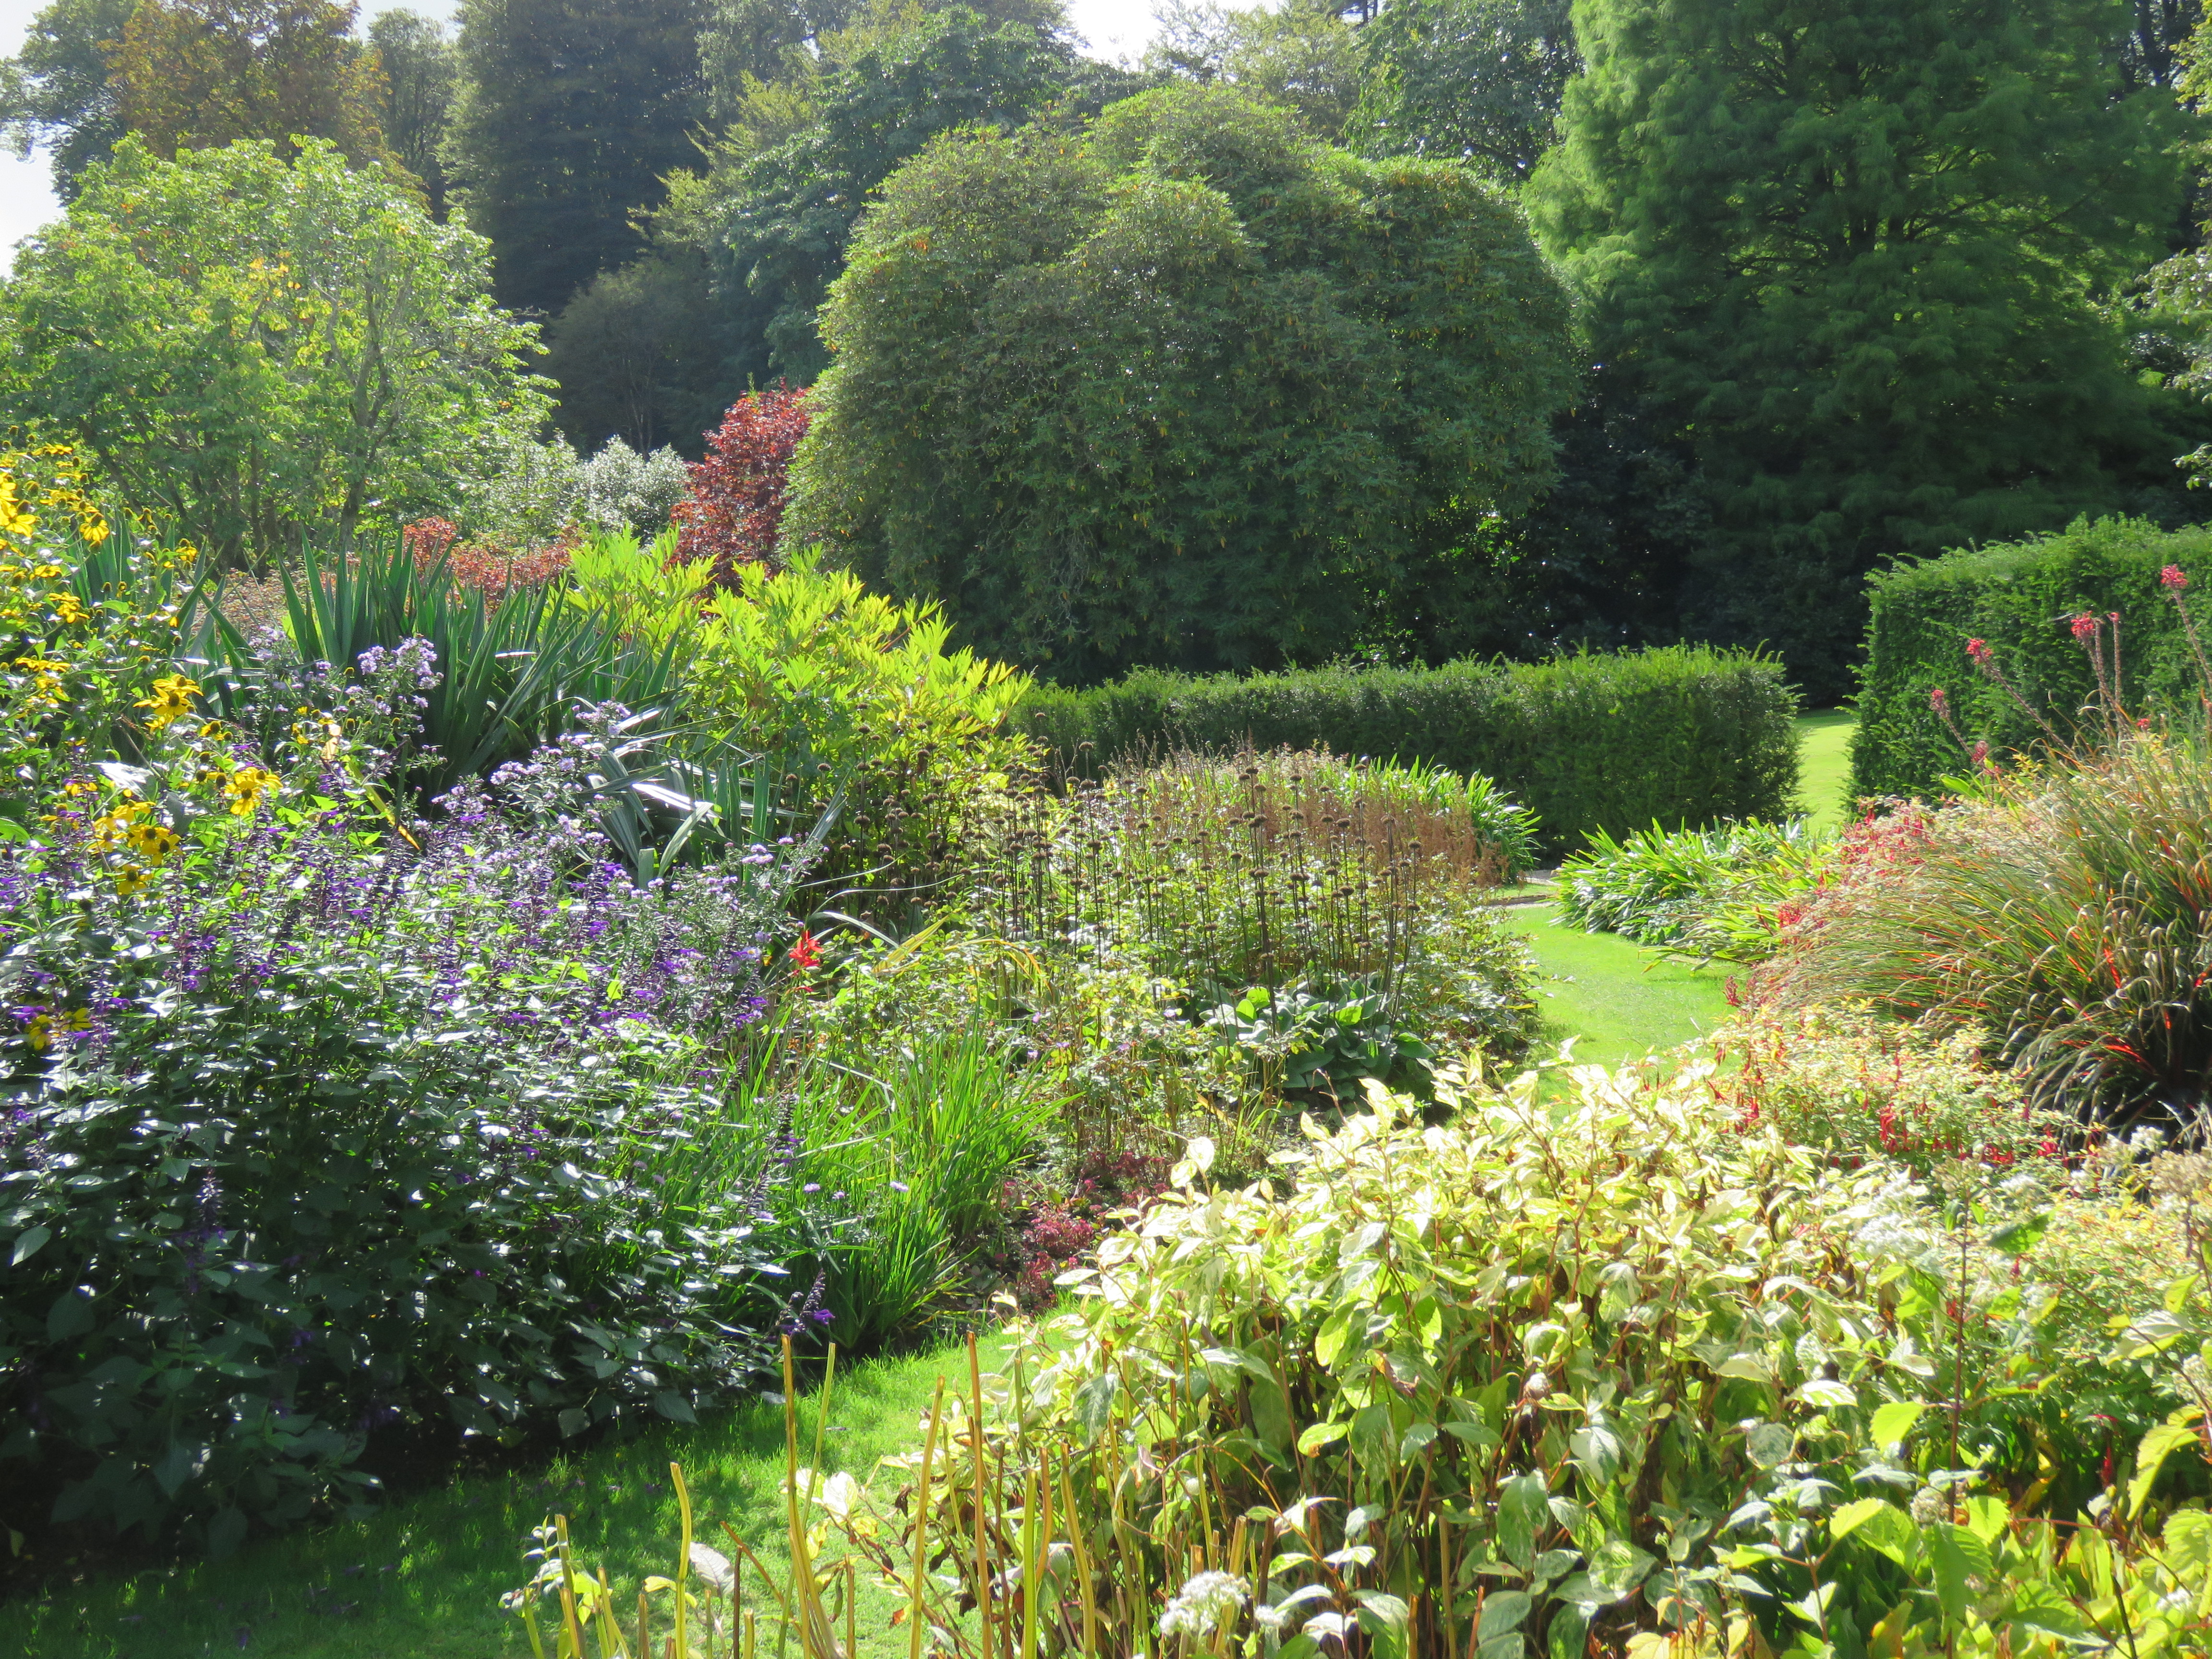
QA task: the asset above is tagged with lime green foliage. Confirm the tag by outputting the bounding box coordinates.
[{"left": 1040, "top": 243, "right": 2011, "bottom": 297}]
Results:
[
  {"left": 1528, "top": 0, "right": 2189, "bottom": 701},
  {"left": 1708, "top": 1004, "right": 2062, "bottom": 1178},
  {"left": 1557, "top": 817, "right": 1831, "bottom": 962},
  {"left": 17, "top": 1334, "right": 1018, "bottom": 1659},
  {"left": 1017, "top": 646, "right": 1800, "bottom": 855},
  {"left": 1853, "top": 518, "right": 2212, "bottom": 800},
  {"left": 789, "top": 83, "right": 1576, "bottom": 681},
  {"left": 1504, "top": 902, "right": 1732, "bottom": 1069},
  {"left": 0, "top": 135, "right": 553, "bottom": 566},
  {"left": 1775, "top": 735, "right": 2212, "bottom": 1122},
  {"left": 565, "top": 525, "right": 717, "bottom": 654},
  {"left": 1794, "top": 709, "right": 1857, "bottom": 830},
  {"left": 686, "top": 551, "right": 1035, "bottom": 898},
  {"left": 817, "top": 1070, "right": 2209, "bottom": 1658}
]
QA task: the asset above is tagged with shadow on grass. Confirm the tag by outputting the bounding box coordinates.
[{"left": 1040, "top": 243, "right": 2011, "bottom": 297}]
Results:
[{"left": 12, "top": 1332, "right": 1020, "bottom": 1659}]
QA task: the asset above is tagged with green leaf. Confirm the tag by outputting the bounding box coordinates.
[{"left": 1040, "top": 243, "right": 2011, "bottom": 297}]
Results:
[
  {"left": 1072, "top": 1373, "right": 1118, "bottom": 1441},
  {"left": 1869, "top": 1401, "right": 1925, "bottom": 1448},
  {"left": 2127, "top": 1418, "right": 2205, "bottom": 1518},
  {"left": 1498, "top": 1472, "right": 1548, "bottom": 1570},
  {"left": 10, "top": 1226, "right": 50, "bottom": 1267},
  {"left": 1827, "top": 1498, "right": 1891, "bottom": 1541},
  {"left": 1297, "top": 1420, "right": 1348, "bottom": 1456},
  {"left": 1477, "top": 1591, "right": 1530, "bottom": 1640},
  {"left": 652, "top": 1392, "right": 697, "bottom": 1424}
]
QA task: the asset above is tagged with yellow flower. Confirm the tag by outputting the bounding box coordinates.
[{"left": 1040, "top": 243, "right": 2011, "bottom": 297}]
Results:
[
  {"left": 23, "top": 1008, "right": 91, "bottom": 1052},
  {"left": 135, "top": 673, "right": 200, "bottom": 729},
  {"left": 111, "top": 865, "right": 153, "bottom": 897},
  {"left": 50, "top": 594, "right": 90, "bottom": 627},
  {"left": 224, "top": 766, "right": 276, "bottom": 816},
  {"left": 125, "top": 820, "right": 180, "bottom": 863}
]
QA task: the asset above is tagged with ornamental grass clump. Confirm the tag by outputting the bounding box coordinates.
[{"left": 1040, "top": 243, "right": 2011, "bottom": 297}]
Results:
[{"left": 1557, "top": 817, "right": 1832, "bottom": 961}]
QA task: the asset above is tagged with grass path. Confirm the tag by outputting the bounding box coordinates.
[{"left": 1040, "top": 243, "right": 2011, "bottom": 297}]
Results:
[
  {"left": 1502, "top": 904, "right": 1733, "bottom": 1071},
  {"left": 1794, "top": 709, "right": 1858, "bottom": 830}
]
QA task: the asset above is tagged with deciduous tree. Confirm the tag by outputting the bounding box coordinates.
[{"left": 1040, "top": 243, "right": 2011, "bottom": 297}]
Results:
[
  {"left": 0, "top": 0, "right": 135, "bottom": 200},
  {"left": 788, "top": 84, "right": 1576, "bottom": 680},
  {"left": 0, "top": 136, "right": 553, "bottom": 567},
  {"left": 369, "top": 8, "right": 457, "bottom": 217},
  {"left": 110, "top": 0, "right": 392, "bottom": 166},
  {"left": 1346, "top": 0, "right": 1576, "bottom": 180},
  {"left": 445, "top": 0, "right": 709, "bottom": 317}
]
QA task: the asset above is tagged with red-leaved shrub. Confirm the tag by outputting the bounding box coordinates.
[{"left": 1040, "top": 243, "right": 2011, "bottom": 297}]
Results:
[
  {"left": 671, "top": 383, "right": 813, "bottom": 583},
  {"left": 402, "top": 517, "right": 573, "bottom": 603}
]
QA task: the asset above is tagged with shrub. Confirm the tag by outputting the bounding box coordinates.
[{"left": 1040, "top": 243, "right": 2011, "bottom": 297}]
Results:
[
  {"left": 975, "top": 744, "right": 1539, "bottom": 1095},
  {"left": 789, "top": 84, "right": 1576, "bottom": 680},
  {"left": 1703, "top": 1004, "right": 2062, "bottom": 1177},
  {"left": 1853, "top": 516, "right": 2212, "bottom": 800},
  {"left": 688, "top": 551, "right": 1035, "bottom": 901},
  {"left": 785, "top": 1069, "right": 2207, "bottom": 1659},
  {"left": 577, "top": 437, "right": 691, "bottom": 538},
  {"left": 1557, "top": 817, "right": 1831, "bottom": 960},
  {"left": 1763, "top": 736, "right": 2212, "bottom": 1127},
  {"left": 1014, "top": 646, "right": 1799, "bottom": 854},
  {"left": 671, "top": 384, "right": 812, "bottom": 583}
]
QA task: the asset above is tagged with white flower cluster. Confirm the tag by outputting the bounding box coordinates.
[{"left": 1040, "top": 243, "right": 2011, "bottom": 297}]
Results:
[{"left": 1157, "top": 1571, "right": 1249, "bottom": 1638}]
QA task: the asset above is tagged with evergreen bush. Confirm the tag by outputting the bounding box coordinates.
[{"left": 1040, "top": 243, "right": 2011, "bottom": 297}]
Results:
[
  {"left": 1014, "top": 646, "right": 1798, "bottom": 852},
  {"left": 1853, "top": 517, "right": 2212, "bottom": 799}
]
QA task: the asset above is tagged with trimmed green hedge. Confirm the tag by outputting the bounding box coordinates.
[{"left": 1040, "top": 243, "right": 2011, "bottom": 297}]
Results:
[
  {"left": 1852, "top": 517, "right": 2212, "bottom": 799},
  {"left": 1013, "top": 647, "right": 1800, "bottom": 854}
]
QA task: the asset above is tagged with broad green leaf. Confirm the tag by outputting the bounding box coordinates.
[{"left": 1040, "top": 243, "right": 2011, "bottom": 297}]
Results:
[
  {"left": 1869, "top": 1401, "right": 1925, "bottom": 1448},
  {"left": 1498, "top": 1472, "right": 1548, "bottom": 1569},
  {"left": 1072, "top": 1373, "right": 1118, "bottom": 1441},
  {"left": 2127, "top": 1418, "right": 2204, "bottom": 1518},
  {"left": 1477, "top": 1591, "right": 1531, "bottom": 1640},
  {"left": 1827, "top": 1498, "right": 1891, "bottom": 1541},
  {"left": 10, "top": 1226, "right": 49, "bottom": 1267},
  {"left": 1297, "top": 1420, "right": 1348, "bottom": 1456}
]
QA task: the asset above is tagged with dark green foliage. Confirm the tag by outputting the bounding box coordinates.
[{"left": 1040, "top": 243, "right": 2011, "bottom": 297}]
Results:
[
  {"left": 792, "top": 84, "right": 1577, "bottom": 682},
  {"left": 1852, "top": 517, "right": 2212, "bottom": 799},
  {"left": 1528, "top": 0, "right": 2194, "bottom": 703},
  {"left": 0, "top": 803, "right": 820, "bottom": 1550},
  {"left": 708, "top": 7, "right": 1077, "bottom": 384},
  {"left": 546, "top": 249, "right": 731, "bottom": 455},
  {"left": 1012, "top": 646, "right": 1800, "bottom": 852},
  {"left": 1346, "top": 0, "right": 1577, "bottom": 180},
  {"left": 446, "top": 0, "right": 711, "bottom": 317},
  {"left": 369, "top": 8, "right": 458, "bottom": 219},
  {"left": 0, "top": 0, "right": 134, "bottom": 199}
]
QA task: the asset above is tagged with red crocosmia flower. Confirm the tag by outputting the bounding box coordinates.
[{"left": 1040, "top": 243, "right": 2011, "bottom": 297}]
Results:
[
  {"left": 2162, "top": 563, "right": 2189, "bottom": 591},
  {"left": 2071, "top": 613, "right": 2101, "bottom": 642},
  {"left": 1929, "top": 686, "right": 1950, "bottom": 717},
  {"left": 789, "top": 930, "right": 821, "bottom": 970},
  {"left": 1966, "top": 637, "right": 1993, "bottom": 665}
]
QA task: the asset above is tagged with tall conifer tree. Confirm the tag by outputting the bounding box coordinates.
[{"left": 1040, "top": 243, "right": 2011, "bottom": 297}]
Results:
[
  {"left": 447, "top": 0, "right": 710, "bottom": 316},
  {"left": 1530, "top": 0, "right": 2189, "bottom": 697}
]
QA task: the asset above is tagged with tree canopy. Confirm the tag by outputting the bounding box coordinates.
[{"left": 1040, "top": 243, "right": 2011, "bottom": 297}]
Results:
[
  {"left": 787, "top": 83, "right": 1576, "bottom": 681},
  {"left": 0, "top": 0, "right": 138, "bottom": 199},
  {"left": 110, "top": 0, "right": 394, "bottom": 167},
  {"left": 446, "top": 0, "right": 710, "bottom": 316},
  {"left": 369, "top": 8, "right": 458, "bottom": 219},
  {"left": 1528, "top": 0, "right": 2193, "bottom": 698},
  {"left": 1346, "top": 0, "right": 1576, "bottom": 180},
  {"left": 0, "top": 135, "right": 553, "bottom": 566}
]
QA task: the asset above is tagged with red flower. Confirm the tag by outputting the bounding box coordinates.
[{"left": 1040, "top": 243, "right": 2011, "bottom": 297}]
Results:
[
  {"left": 788, "top": 930, "right": 821, "bottom": 971},
  {"left": 2162, "top": 563, "right": 2189, "bottom": 591},
  {"left": 1929, "top": 686, "right": 1950, "bottom": 717},
  {"left": 2070, "top": 613, "right": 2101, "bottom": 642}
]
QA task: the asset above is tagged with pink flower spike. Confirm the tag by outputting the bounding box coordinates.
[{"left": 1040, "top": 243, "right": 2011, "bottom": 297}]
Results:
[
  {"left": 2071, "top": 613, "right": 2101, "bottom": 642},
  {"left": 2163, "top": 564, "right": 2189, "bottom": 591},
  {"left": 1929, "top": 686, "right": 1950, "bottom": 717},
  {"left": 1966, "top": 637, "right": 1993, "bottom": 665},
  {"left": 1971, "top": 739, "right": 1990, "bottom": 769}
]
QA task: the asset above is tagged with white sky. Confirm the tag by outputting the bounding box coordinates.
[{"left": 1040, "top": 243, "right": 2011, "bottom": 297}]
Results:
[{"left": 0, "top": 0, "right": 1162, "bottom": 269}]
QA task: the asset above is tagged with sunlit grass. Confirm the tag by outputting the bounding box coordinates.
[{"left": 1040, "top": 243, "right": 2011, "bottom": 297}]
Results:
[
  {"left": 1793, "top": 709, "right": 1857, "bottom": 830},
  {"left": 13, "top": 1332, "right": 1019, "bottom": 1659}
]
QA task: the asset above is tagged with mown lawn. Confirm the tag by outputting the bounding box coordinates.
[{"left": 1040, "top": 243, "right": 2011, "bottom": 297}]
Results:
[
  {"left": 1794, "top": 708, "right": 1857, "bottom": 830},
  {"left": 14, "top": 1334, "right": 1020, "bottom": 1659}
]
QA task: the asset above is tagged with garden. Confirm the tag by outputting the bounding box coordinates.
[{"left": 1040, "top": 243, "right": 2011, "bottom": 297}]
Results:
[{"left": 2, "top": 0, "right": 2212, "bottom": 1652}]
